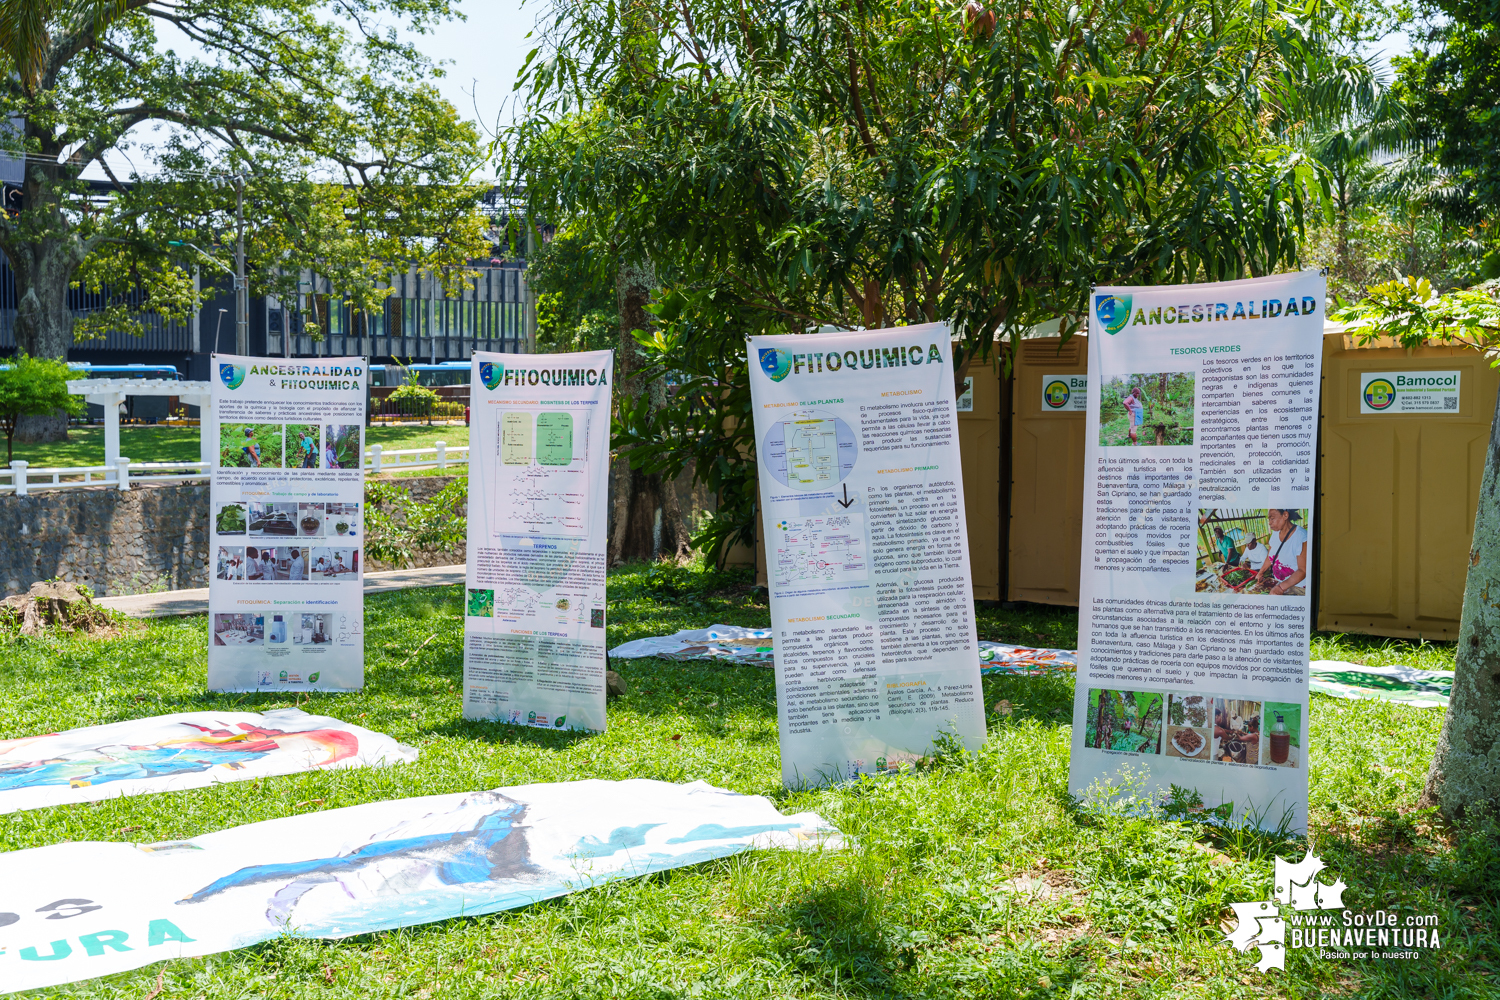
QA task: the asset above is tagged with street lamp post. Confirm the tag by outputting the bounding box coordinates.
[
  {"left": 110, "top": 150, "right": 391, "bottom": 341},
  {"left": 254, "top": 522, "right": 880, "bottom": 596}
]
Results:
[{"left": 235, "top": 174, "right": 248, "bottom": 356}]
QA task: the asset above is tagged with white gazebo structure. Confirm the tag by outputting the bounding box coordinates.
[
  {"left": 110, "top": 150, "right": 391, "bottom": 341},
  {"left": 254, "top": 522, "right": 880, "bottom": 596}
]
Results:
[{"left": 67, "top": 379, "right": 217, "bottom": 468}]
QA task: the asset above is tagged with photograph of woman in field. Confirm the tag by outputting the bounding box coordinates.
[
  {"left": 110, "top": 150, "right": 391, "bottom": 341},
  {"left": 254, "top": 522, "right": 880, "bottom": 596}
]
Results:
[{"left": 1099, "top": 373, "right": 1195, "bottom": 446}]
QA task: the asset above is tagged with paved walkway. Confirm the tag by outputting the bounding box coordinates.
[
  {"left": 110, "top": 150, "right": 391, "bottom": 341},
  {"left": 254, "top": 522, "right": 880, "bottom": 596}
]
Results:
[{"left": 97, "top": 565, "right": 466, "bottom": 618}]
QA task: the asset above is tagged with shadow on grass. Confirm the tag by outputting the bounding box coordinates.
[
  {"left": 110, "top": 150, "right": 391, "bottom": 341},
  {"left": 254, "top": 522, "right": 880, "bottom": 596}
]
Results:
[
  {"left": 753, "top": 878, "right": 906, "bottom": 996},
  {"left": 423, "top": 717, "right": 597, "bottom": 750}
]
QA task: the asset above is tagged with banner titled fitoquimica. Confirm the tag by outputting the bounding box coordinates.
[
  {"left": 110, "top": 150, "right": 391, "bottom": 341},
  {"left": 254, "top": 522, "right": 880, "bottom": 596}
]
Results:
[
  {"left": 1070, "top": 272, "right": 1326, "bottom": 832},
  {"left": 463, "top": 351, "right": 613, "bottom": 730},
  {"left": 747, "top": 324, "right": 986, "bottom": 787},
  {"left": 207, "top": 355, "right": 367, "bottom": 692}
]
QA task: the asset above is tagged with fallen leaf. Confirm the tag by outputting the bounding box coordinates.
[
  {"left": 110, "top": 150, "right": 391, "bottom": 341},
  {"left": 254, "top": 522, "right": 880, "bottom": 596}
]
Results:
[
  {"left": 295, "top": 799, "right": 326, "bottom": 809},
  {"left": 115, "top": 825, "right": 141, "bottom": 835},
  {"left": 670, "top": 734, "right": 682, "bottom": 741},
  {"left": 993, "top": 699, "right": 1013, "bottom": 716}
]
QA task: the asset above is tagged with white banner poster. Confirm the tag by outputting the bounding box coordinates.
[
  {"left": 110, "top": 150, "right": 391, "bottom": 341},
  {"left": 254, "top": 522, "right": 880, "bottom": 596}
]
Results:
[
  {"left": 1070, "top": 271, "right": 1325, "bottom": 832},
  {"left": 209, "top": 356, "right": 367, "bottom": 691},
  {"left": 463, "top": 351, "right": 613, "bottom": 728},
  {"left": 0, "top": 779, "right": 837, "bottom": 993},
  {"left": 747, "top": 324, "right": 985, "bottom": 787},
  {"left": 0, "top": 709, "right": 416, "bottom": 813}
]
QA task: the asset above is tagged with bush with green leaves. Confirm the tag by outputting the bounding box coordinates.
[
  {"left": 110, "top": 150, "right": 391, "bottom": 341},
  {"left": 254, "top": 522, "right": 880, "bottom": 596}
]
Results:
[{"left": 0, "top": 354, "right": 85, "bottom": 461}]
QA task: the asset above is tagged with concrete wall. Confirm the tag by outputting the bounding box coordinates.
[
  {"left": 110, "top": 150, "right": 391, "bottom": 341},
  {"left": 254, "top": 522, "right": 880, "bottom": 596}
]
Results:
[{"left": 1, "top": 483, "right": 210, "bottom": 597}]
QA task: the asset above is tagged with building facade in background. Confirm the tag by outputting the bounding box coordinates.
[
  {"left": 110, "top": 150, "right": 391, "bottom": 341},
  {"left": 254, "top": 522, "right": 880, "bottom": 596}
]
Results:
[{"left": 0, "top": 257, "right": 534, "bottom": 381}]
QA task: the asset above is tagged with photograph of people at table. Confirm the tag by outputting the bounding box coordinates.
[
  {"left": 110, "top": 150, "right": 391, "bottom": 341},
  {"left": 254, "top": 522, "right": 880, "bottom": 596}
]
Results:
[
  {"left": 309, "top": 547, "right": 360, "bottom": 578},
  {"left": 1196, "top": 509, "right": 1310, "bottom": 596}
]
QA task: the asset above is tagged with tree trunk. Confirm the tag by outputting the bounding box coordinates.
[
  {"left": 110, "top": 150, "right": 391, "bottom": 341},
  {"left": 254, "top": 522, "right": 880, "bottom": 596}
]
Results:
[
  {"left": 1, "top": 193, "right": 84, "bottom": 443},
  {"left": 1420, "top": 388, "right": 1500, "bottom": 821},
  {"left": 608, "top": 258, "right": 692, "bottom": 564}
]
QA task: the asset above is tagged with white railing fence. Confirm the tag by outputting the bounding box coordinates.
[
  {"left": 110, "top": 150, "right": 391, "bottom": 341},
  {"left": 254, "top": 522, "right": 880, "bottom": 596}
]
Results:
[
  {"left": 1, "top": 441, "right": 470, "bottom": 496},
  {"left": 2, "top": 460, "right": 212, "bottom": 496},
  {"left": 365, "top": 442, "right": 470, "bottom": 475}
]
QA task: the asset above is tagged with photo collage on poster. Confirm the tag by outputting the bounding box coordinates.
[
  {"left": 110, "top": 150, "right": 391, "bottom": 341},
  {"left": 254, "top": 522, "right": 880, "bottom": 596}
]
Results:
[
  {"left": 1082, "top": 689, "right": 1302, "bottom": 769},
  {"left": 214, "top": 422, "right": 363, "bottom": 594},
  {"left": 212, "top": 427, "right": 361, "bottom": 662}
]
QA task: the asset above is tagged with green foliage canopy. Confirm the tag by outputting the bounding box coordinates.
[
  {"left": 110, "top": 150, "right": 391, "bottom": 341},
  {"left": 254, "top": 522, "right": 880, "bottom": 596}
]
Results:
[
  {"left": 513, "top": 0, "right": 1369, "bottom": 557},
  {"left": 0, "top": 0, "right": 492, "bottom": 360}
]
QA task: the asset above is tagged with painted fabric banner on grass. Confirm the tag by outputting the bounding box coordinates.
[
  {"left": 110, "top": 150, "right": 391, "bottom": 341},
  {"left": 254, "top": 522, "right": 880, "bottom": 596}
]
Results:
[
  {"left": 463, "top": 350, "right": 613, "bottom": 729},
  {"left": 608, "top": 626, "right": 1075, "bottom": 674},
  {"left": 0, "top": 779, "right": 837, "bottom": 993},
  {"left": 747, "top": 324, "right": 986, "bottom": 787},
  {"left": 208, "top": 354, "right": 367, "bottom": 692},
  {"left": 0, "top": 709, "right": 417, "bottom": 814},
  {"left": 1070, "top": 272, "right": 1325, "bottom": 833}
]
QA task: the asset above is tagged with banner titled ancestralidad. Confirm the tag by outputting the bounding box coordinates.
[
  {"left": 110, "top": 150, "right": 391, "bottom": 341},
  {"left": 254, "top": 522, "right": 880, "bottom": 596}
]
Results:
[{"left": 1069, "top": 272, "right": 1325, "bottom": 833}]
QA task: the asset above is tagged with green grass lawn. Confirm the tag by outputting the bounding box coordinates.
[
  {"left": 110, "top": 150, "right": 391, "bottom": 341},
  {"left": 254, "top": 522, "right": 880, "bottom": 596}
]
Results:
[
  {"left": 0, "top": 565, "right": 1492, "bottom": 999},
  {"left": 11, "top": 425, "right": 470, "bottom": 469}
]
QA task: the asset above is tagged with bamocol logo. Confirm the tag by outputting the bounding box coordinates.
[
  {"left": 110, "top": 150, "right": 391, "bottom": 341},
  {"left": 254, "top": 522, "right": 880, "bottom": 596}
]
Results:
[
  {"left": 1363, "top": 377, "right": 1396, "bottom": 410},
  {"left": 1043, "top": 379, "right": 1071, "bottom": 408},
  {"left": 479, "top": 361, "right": 504, "bottom": 390},
  {"left": 1094, "top": 294, "right": 1132, "bottom": 335},
  {"left": 1226, "top": 852, "right": 1441, "bottom": 972},
  {"left": 219, "top": 363, "right": 246, "bottom": 390},
  {"left": 759, "top": 347, "right": 792, "bottom": 382}
]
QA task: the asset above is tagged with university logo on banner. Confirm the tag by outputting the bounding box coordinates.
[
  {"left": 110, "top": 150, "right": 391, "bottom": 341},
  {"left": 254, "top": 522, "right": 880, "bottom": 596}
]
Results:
[
  {"left": 1094, "top": 293, "right": 1132, "bottom": 335},
  {"left": 759, "top": 347, "right": 792, "bottom": 382},
  {"left": 479, "top": 361, "right": 504, "bottom": 390},
  {"left": 219, "top": 363, "right": 246, "bottom": 390}
]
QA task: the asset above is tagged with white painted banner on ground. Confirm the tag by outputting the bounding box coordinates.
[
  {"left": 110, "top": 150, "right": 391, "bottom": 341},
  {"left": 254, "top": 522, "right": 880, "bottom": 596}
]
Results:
[
  {"left": 463, "top": 351, "right": 613, "bottom": 729},
  {"left": 208, "top": 355, "right": 367, "bottom": 691},
  {"left": 1070, "top": 272, "right": 1325, "bottom": 833},
  {"left": 0, "top": 709, "right": 417, "bottom": 813},
  {"left": 0, "top": 779, "right": 838, "bottom": 993},
  {"left": 747, "top": 324, "right": 985, "bottom": 787}
]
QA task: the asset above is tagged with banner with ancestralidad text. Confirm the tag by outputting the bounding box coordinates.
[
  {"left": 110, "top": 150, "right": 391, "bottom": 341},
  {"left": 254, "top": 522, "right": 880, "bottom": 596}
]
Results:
[
  {"left": 747, "top": 324, "right": 986, "bottom": 787},
  {"left": 1070, "top": 271, "right": 1325, "bottom": 833},
  {"left": 463, "top": 351, "right": 613, "bottom": 730},
  {"left": 208, "top": 355, "right": 366, "bottom": 692}
]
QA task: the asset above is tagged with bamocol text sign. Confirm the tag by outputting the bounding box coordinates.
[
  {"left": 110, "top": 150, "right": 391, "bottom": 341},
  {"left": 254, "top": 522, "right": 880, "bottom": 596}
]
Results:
[
  {"left": 747, "top": 325, "right": 985, "bottom": 787},
  {"left": 1359, "top": 370, "right": 1462, "bottom": 414},
  {"left": 463, "top": 351, "right": 613, "bottom": 730},
  {"left": 208, "top": 356, "right": 366, "bottom": 692},
  {"left": 1071, "top": 272, "right": 1325, "bottom": 832}
]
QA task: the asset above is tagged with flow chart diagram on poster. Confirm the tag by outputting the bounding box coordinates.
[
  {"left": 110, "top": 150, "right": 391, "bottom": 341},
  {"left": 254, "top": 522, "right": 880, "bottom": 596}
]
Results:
[{"left": 493, "top": 410, "right": 590, "bottom": 536}]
